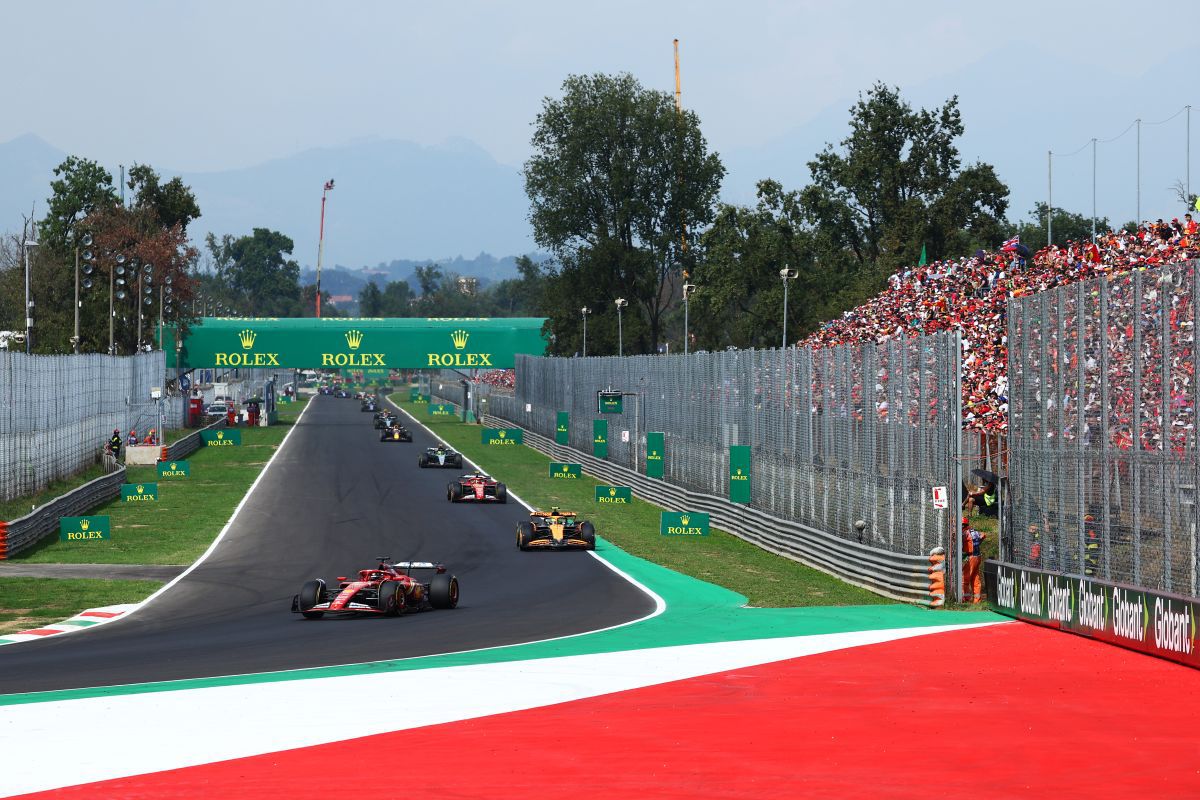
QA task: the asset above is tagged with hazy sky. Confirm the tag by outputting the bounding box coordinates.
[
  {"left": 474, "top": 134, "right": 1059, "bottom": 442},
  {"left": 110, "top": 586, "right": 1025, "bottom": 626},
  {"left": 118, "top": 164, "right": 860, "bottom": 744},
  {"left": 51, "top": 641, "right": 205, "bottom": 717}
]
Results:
[{"left": 3, "top": 1, "right": 1197, "bottom": 235}]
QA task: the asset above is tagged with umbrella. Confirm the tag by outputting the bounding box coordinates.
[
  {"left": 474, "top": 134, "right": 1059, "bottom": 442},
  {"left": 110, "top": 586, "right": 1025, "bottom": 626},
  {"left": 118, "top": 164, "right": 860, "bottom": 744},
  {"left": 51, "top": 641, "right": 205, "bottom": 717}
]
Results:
[
  {"left": 971, "top": 468, "right": 999, "bottom": 485},
  {"left": 1014, "top": 243, "right": 1031, "bottom": 258}
]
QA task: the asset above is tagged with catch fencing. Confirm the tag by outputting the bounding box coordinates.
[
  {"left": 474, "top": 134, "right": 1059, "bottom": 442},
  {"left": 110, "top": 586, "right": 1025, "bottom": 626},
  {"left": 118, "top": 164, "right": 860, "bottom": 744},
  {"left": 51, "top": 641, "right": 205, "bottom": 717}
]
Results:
[
  {"left": 473, "top": 335, "right": 963, "bottom": 596},
  {"left": 0, "top": 351, "right": 179, "bottom": 501},
  {"left": 1007, "top": 259, "right": 1200, "bottom": 597}
]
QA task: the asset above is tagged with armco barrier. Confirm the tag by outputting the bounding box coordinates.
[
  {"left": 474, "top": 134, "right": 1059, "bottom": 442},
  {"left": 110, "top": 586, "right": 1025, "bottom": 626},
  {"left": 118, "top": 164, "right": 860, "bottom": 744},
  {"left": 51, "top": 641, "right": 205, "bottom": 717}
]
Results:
[
  {"left": 985, "top": 560, "right": 1200, "bottom": 669},
  {"left": 0, "top": 467, "right": 127, "bottom": 559},
  {"left": 467, "top": 402, "right": 933, "bottom": 604}
]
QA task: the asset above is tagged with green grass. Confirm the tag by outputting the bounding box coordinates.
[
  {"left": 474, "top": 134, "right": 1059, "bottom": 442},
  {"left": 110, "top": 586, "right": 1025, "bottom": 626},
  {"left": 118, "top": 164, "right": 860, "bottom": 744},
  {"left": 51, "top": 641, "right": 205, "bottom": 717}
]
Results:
[
  {"left": 11, "top": 398, "right": 308, "bottom": 565},
  {"left": 395, "top": 396, "right": 888, "bottom": 608},
  {"left": 0, "top": 578, "right": 162, "bottom": 636},
  {"left": 0, "top": 465, "right": 111, "bottom": 522}
]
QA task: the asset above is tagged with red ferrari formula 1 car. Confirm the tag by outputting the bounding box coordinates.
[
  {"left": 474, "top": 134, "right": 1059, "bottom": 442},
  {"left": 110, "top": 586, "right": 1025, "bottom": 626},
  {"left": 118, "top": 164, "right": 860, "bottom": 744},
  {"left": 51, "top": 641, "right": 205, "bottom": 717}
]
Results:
[
  {"left": 291, "top": 558, "right": 460, "bottom": 619},
  {"left": 447, "top": 472, "right": 508, "bottom": 503}
]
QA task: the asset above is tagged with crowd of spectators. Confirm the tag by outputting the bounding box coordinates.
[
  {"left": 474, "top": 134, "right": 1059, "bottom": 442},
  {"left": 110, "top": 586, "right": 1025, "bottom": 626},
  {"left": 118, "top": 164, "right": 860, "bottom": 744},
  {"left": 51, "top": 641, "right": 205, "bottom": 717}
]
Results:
[
  {"left": 473, "top": 369, "right": 516, "bottom": 390},
  {"left": 801, "top": 217, "right": 1200, "bottom": 437}
]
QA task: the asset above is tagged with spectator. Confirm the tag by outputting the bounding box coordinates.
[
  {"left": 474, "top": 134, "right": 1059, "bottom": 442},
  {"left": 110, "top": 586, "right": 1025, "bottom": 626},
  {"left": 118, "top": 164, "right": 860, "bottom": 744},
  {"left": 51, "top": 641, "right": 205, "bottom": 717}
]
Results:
[{"left": 127, "top": 430, "right": 138, "bottom": 446}]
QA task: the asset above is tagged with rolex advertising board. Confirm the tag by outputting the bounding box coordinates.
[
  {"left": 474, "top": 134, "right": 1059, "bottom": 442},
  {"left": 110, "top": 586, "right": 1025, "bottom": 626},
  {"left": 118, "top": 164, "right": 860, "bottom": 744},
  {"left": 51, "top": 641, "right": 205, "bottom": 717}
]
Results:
[
  {"left": 157, "top": 460, "right": 190, "bottom": 478},
  {"left": 646, "top": 432, "right": 665, "bottom": 479},
  {"left": 202, "top": 429, "right": 241, "bottom": 446},
  {"left": 121, "top": 483, "right": 159, "bottom": 502},
  {"left": 60, "top": 516, "right": 111, "bottom": 541},
  {"left": 595, "top": 485, "right": 632, "bottom": 504},
  {"left": 549, "top": 462, "right": 582, "bottom": 479},
  {"left": 428, "top": 403, "right": 455, "bottom": 416},
  {"left": 556, "top": 411, "right": 570, "bottom": 445},
  {"left": 660, "top": 511, "right": 710, "bottom": 536},
  {"left": 984, "top": 560, "right": 1200, "bottom": 669},
  {"left": 166, "top": 318, "right": 547, "bottom": 369},
  {"left": 729, "top": 445, "right": 751, "bottom": 504},
  {"left": 482, "top": 428, "right": 523, "bottom": 446},
  {"left": 592, "top": 419, "right": 608, "bottom": 459}
]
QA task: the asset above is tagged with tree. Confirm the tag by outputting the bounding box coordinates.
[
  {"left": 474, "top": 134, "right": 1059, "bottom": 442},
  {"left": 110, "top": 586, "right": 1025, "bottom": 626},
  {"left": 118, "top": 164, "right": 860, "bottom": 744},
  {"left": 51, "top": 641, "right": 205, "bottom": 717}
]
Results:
[
  {"left": 414, "top": 263, "right": 443, "bottom": 297},
  {"left": 41, "top": 156, "right": 118, "bottom": 254},
  {"left": 127, "top": 164, "right": 201, "bottom": 233},
  {"left": 211, "top": 229, "right": 302, "bottom": 316},
  {"left": 359, "top": 281, "right": 383, "bottom": 316},
  {"left": 379, "top": 280, "right": 415, "bottom": 316},
  {"left": 800, "top": 83, "right": 1009, "bottom": 282},
  {"left": 524, "top": 72, "right": 724, "bottom": 354}
]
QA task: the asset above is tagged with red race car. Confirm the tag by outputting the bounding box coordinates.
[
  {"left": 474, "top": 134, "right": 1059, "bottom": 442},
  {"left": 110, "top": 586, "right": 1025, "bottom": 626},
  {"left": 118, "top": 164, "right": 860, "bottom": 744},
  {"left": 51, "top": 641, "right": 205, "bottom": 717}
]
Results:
[
  {"left": 447, "top": 472, "right": 508, "bottom": 503},
  {"left": 291, "top": 558, "right": 460, "bottom": 619}
]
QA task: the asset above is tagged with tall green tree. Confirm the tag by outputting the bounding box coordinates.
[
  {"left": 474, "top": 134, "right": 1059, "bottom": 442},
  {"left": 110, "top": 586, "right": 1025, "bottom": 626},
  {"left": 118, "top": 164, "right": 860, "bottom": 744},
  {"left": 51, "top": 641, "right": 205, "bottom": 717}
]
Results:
[
  {"left": 524, "top": 72, "right": 724, "bottom": 355},
  {"left": 127, "top": 163, "right": 201, "bottom": 233},
  {"left": 210, "top": 228, "right": 302, "bottom": 316},
  {"left": 358, "top": 281, "right": 384, "bottom": 316},
  {"left": 379, "top": 279, "right": 415, "bottom": 316},
  {"left": 1006, "top": 202, "right": 1111, "bottom": 248},
  {"left": 800, "top": 83, "right": 1009, "bottom": 281},
  {"left": 41, "top": 156, "right": 119, "bottom": 254}
]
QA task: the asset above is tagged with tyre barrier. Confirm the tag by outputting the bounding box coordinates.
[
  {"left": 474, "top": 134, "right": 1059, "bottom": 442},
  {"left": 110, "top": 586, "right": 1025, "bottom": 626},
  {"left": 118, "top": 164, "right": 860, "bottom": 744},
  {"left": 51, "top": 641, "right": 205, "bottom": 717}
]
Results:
[{"left": 162, "top": 418, "right": 227, "bottom": 463}]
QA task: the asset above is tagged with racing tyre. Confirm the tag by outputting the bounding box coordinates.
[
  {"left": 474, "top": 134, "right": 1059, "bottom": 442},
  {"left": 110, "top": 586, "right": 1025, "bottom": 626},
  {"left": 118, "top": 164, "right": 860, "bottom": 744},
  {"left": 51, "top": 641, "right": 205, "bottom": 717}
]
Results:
[
  {"left": 378, "top": 581, "right": 405, "bottom": 616},
  {"left": 452, "top": 456, "right": 463, "bottom": 469},
  {"left": 430, "top": 573, "right": 460, "bottom": 609},
  {"left": 447, "top": 483, "right": 460, "bottom": 502},
  {"left": 580, "top": 521, "right": 596, "bottom": 550},
  {"left": 516, "top": 520, "right": 534, "bottom": 550},
  {"left": 495, "top": 483, "right": 507, "bottom": 503},
  {"left": 418, "top": 456, "right": 428, "bottom": 468},
  {"left": 298, "top": 579, "right": 326, "bottom": 619}
]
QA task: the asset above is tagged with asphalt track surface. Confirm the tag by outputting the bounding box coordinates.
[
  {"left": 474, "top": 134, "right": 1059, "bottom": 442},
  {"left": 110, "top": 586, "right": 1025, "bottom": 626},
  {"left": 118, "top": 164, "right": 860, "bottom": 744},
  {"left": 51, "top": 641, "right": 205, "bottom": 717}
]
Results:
[{"left": 0, "top": 395, "right": 655, "bottom": 695}]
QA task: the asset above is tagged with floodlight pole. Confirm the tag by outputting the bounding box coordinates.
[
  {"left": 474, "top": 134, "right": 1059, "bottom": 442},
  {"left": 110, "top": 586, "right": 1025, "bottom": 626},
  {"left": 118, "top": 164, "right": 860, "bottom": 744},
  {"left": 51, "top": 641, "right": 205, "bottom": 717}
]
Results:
[{"left": 316, "top": 179, "right": 334, "bottom": 318}]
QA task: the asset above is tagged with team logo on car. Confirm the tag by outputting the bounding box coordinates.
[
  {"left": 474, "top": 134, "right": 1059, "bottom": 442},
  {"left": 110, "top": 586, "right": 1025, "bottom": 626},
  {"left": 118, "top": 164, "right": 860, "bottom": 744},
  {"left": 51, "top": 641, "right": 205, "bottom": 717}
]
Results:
[{"left": 238, "top": 329, "right": 257, "bottom": 349}]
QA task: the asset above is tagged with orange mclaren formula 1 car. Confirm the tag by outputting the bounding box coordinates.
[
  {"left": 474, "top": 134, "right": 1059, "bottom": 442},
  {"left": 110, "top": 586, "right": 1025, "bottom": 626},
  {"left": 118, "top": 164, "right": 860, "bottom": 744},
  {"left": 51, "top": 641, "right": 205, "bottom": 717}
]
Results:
[{"left": 516, "top": 507, "right": 595, "bottom": 551}]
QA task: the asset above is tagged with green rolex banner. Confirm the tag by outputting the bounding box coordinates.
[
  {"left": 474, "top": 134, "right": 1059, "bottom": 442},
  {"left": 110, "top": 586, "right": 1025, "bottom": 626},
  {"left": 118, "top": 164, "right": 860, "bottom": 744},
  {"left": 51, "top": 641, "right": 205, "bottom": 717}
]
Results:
[
  {"left": 410, "top": 388, "right": 420, "bottom": 401},
  {"left": 592, "top": 419, "right": 608, "bottom": 459},
  {"left": 595, "top": 485, "right": 632, "bottom": 504},
  {"left": 646, "top": 432, "right": 665, "bottom": 479},
  {"left": 556, "top": 411, "right": 570, "bottom": 445},
  {"left": 60, "top": 516, "right": 111, "bottom": 541},
  {"left": 729, "top": 445, "right": 751, "bottom": 504},
  {"left": 597, "top": 391, "right": 623, "bottom": 414},
  {"left": 157, "top": 460, "right": 190, "bottom": 478},
  {"left": 428, "top": 403, "right": 455, "bottom": 416},
  {"left": 121, "top": 482, "right": 159, "bottom": 502},
  {"left": 549, "top": 462, "right": 582, "bottom": 479},
  {"left": 660, "top": 511, "right": 710, "bottom": 536},
  {"left": 482, "top": 428, "right": 523, "bottom": 446},
  {"left": 419, "top": 394, "right": 431, "bottom": 404},
  {"left": 202, "top": 429, "right": 241, "bottom": 447}
]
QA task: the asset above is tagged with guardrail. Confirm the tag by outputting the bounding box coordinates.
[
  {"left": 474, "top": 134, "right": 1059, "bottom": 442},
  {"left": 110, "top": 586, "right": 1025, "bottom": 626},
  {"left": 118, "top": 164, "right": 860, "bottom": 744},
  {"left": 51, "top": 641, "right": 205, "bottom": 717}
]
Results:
[{"left": 0, "top": 467, "right": 127, "bottom": 559}]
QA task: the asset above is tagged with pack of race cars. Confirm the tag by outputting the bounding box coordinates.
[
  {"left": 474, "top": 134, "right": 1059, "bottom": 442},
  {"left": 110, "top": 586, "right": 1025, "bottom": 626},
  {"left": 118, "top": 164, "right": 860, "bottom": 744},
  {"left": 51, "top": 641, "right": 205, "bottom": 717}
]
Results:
[{"left": 292, "top": 389, "right": 599, "bottom": 621}]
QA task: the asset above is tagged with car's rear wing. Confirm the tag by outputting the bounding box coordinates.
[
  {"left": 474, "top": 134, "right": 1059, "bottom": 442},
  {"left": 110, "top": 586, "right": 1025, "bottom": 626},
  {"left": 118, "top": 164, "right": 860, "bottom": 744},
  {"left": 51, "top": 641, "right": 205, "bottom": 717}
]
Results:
[{"left": 391, "top": 561, "right": 448, "bottom": 574}]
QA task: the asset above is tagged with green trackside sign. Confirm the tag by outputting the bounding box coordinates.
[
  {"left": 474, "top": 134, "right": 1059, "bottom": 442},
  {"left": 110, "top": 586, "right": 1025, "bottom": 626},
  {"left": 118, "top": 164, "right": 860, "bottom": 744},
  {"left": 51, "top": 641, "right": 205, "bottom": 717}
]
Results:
[
  {"left": 482, "top": 428, "right": 523, "bottom": 446},
  {"left": 121, "top": 482, "right": 159, "bottom": 502},
  {"left": 410, "top": 388, "right": 421, "bottom": 401},
  {"left": 660, "top": 511, "right": 710, "bottom": 536},
  {"left": 646, "top": 432, "right": 665, "bottom": 479},
  {"left": 549, "top": 462, "right": 582, "bottom": 479},
  {"left": 202, "top": 429, "right": 241, "bottom": 447},
  {"left": 428, "top": 403, "right": 455, "bottom": 416},
  {"left": 595, "top": 484, "right": 632, "bottom": 504},
  {"left": 165, "top": 317, "right": 548, "bottom": 369},
  {"left": 60, "top": 516, "right": 111, "bottom": 541},
  {"left": 157, "top": 460, "right": 190, "bottom": 478},
  {"left": 597, "top": 391, "right": 623, "bottom": 414},
  {"left": 593, "top": 419, "right": 608, "bottom": 459},
  {"left": 729, "top": 445, "right": 751, "bottom": 504},
  {"left": 556, "top": 411, "right": 570, "bottom": 445},
  {"left": 278, "top": 395, "right": 293, "bottom": 404}
]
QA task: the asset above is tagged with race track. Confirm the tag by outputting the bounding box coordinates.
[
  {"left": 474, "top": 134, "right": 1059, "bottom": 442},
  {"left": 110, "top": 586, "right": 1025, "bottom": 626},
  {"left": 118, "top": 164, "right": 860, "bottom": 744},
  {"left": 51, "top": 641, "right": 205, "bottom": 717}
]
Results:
[{"left": 0, "top": 395, "right": 655, "bottom": 695}]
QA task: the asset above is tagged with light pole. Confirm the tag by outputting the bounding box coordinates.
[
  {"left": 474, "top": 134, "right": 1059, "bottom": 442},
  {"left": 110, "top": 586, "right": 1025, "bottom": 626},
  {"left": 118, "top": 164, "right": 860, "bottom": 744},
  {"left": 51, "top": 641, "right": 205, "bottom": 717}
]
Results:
[
  {"left": 581, "top": 306, "right": 590, "bottom": 357},
  {"left": 615, "top": 298, "right": 628, "bottom": 356},
  {"left": 779, "top": 267, "right": 797, "bottom": 350},
  {"left": 73, "top": 232, "right": 94, "bottom": 354},
  {"left": 316, "top": 178, "right": 335, "bottom": 318},
  {"left": 682, "top": 282, "right": 696, "bottom": 355},
  {"left": 22, "top": 234, "right": 38, "bottom": 354}
]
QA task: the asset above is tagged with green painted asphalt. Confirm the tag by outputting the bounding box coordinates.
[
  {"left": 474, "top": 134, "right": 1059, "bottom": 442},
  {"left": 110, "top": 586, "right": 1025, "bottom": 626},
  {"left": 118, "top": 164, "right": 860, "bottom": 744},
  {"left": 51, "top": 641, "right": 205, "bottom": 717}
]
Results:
[{"left": 0, "top": 534, "right": 999, "bottom": 706}]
